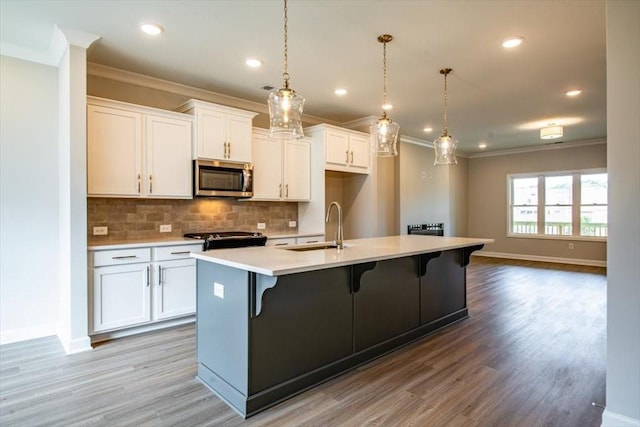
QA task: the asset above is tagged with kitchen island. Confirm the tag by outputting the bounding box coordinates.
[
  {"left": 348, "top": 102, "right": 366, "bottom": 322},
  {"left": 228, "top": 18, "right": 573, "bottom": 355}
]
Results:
[{"left": 191, "top": 235, "right": 492, "bottom": 417}]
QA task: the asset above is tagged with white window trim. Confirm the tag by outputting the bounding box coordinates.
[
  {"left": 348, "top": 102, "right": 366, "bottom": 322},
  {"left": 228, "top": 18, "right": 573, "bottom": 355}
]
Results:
[{"left": 507, "top": 168, "right": 607, "bottom": 242}]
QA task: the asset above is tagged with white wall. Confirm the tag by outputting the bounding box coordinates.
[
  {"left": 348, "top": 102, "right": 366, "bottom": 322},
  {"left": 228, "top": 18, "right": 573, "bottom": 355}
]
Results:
[
  {"left": 602, "top": 1, "right": 640, "bottom": 425},
  {"left": 0, "top": 55, "right": 60, "bottom": 343}
]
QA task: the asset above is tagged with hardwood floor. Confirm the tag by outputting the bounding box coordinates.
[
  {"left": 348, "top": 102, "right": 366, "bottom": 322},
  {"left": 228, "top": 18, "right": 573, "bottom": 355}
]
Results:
[{"left": 0, "top": 258, "right": 606, "bottom": 426}]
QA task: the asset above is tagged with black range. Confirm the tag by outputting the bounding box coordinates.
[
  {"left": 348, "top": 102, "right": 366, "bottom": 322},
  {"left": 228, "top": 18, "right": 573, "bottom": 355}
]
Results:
[{"left": 184, "top": 231, "right": 267, "bottom": 251}]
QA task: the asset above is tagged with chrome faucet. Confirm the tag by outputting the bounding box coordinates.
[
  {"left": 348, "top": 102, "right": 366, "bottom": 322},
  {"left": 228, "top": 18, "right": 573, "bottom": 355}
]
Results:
[{"left": 325, "top": 201, "right": 344, "bottom": 249}]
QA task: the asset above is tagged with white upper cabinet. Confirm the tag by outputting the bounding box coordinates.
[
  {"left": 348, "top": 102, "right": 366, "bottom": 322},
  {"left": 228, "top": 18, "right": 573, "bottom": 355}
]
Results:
[
  {"left": 88, "top": 104, "right": 143, "bottom": 196},
  {"left": 145, "top": 114, "right": 192, "bottom": 198},
  {"left": 87, "top": 97, "right": 193, "bottom": 199},
  {"left": 306, "top": 124, "right": 370, "bottom": 174},
  {"left": 251, "top": 128, "right": 311, "bottom": 201},
  {"left": 177, "top": 99, "right": 257, "bottom": 163}
]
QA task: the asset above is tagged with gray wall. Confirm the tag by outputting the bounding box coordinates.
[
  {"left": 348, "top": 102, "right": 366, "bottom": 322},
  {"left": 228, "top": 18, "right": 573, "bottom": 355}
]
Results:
[
  {"left": 0, "top": 56, "right": 60, "bottom": 343},
  {"left": 398, "top": 141, "right": 468, "bottom": 237},
  {"left": 603, "top": 0, "right": 640, "bottom": 425},
  {"left": 467, "top": 142, "right": 607, "bottom": 263}
]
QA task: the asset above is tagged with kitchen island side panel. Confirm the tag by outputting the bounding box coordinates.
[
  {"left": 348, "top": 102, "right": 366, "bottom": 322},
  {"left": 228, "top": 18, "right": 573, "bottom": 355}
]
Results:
[
  {"left": 249, "top": 266, "right": 352, "bottom": 394},
  {"left": 421, "top": 249, "right": 466, "bottom": 325},
  {"left": 196, "top": 260, "right": 249, "bottom": 395},
  {"left": 355, "top": 256, "right": 421, "bottom": 351}
]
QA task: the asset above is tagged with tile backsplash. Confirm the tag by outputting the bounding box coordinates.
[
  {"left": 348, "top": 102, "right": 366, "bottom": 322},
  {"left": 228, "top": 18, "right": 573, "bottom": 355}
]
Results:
[{"left": 88, "top": 198, "right": 298, "bottom": 242}]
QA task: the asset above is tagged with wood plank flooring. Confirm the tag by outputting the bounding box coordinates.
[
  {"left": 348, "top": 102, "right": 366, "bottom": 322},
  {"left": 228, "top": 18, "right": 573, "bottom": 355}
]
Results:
[{"left": 0, "top": 258, "right": 606, "bottom": 426}]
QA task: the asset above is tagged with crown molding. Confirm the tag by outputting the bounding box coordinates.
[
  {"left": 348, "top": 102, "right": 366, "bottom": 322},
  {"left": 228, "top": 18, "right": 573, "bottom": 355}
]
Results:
[
  {"left": 86, "top": 62, "right": 336, "bottom": 126},
  {"left": 468, "top": 137, "right": 606, "bottom": 158}
]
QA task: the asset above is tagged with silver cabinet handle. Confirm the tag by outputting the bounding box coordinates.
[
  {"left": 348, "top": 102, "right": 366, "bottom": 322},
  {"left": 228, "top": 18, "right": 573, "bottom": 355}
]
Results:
[
  {"left": 285, "top": 184, "right": 289, "bottom": 198},
  {"left": 279, "top": 183, "right": 282, "bottom": 198},
  {"left": 345, "top": 150, "right": 349, "bottom": 163},
  {"left": 137, "top": 174, "right": 141, "bottom": 193},
  {"left": 112, "top": 255, "right": 137, "bottom": 260},
  {"left": 149, "top": 175, "right": 153, "bottom": 193},
  {"left": 170, "top": 251, "right": 191, "bottom": 255},
  {"left": 146, "top": 266, "right": 150, "bottom": 287},
  {"left": 274, "top": 242, "right": 289, "bottom": 246},
  {"left": 227, "top": 142, "right": 231, "bottom": 158},
  {"left": 350, "top": 151, "right": 354, "bottom": 164},
  {"left": 306, "top": 240, "right": 319, "bottom": 243},
  {"left": 158, "top": 265, "right": 162, "bottom": 286}
]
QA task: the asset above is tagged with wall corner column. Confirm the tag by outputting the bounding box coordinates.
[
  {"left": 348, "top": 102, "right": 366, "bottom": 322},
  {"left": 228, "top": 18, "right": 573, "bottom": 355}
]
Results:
[{"left": 55, "top": 26, "right": 100, "bottom": 354}]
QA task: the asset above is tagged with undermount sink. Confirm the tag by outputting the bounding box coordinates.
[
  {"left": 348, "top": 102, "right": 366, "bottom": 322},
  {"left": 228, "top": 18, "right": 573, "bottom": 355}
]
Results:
[{"left": 282, "top": 242, "right": 341, "bottom": 252}]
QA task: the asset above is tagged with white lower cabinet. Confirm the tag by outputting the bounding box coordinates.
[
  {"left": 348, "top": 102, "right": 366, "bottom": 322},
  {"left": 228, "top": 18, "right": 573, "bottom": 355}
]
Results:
[
  {"left": 153, "top": 253, "right": 197, "bottom": 320},
  {"left": 90, "top": 243, "right": 201, "bottom": 335},
  {"left": 92, "top": 262, "right": 151, "bottom": 332}
]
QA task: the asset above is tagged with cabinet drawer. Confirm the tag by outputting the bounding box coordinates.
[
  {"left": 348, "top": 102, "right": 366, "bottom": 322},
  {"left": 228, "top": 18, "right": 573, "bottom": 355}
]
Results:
[
  {"left": 153, "top": 244, "right": 203, "bottom": 261},
  {"left": 266, "top": 237, "right": 297, "bottom": 247},
  {"left": 296, "top": 235, "right": 324, "bottom": 245},
  {"left": 93, "top": 248, "right": 151, "bottom": 267}
]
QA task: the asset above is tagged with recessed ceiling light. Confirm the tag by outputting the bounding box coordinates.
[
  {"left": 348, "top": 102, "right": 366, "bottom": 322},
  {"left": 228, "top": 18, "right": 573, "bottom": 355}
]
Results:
[
  {"left": 478, "top": 143, "right": 487, "bottom": 149},
  {"left": 140, "top": 23, "right": 164, "bottom": 36},
  {"left": 502, "top": 36, "right": 524, "bottom": 48},
  {"left": 566, "top": 89, "right": 583, "bottom": 97},
  {"left": 334, "top": 88, "right": 348, "bottom": 96},
  {"left": 382, "top": 103, "right": 393, "bottom": 110},
  {"left": 423, "top": 127, "right": 433, "bottom": 133},
  {"left": 245, "top": 58, "right": 263, "bottom": 68}
]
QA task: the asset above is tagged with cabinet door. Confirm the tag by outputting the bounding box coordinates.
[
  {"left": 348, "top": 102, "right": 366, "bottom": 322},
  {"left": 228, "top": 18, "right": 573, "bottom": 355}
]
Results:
[
  {"left": 87, "top": 105, "right": 143, "bottom": 196},
  {"left": 283, "top": 138, "right": 311, "bottom": 200},
  {"left": 251, "top": 132, "right": 283, "bottom": 199},
  {"left": 145, "top": 115, "right": 193, "bottom": 198},
  {"left": 348, "top": 134, "right": 371, "bottom": 172},
  {"left": 92, "top": 263, "right": 151, "bottom": 332},
  {"left": 324, "top": 130, "right": 350, "bottom": 167},
  {"left": 196, "top": 109, "right": 226, "bottom": 160},
  {"left": 154, "top": 259, "right": 196, "bottom": 320},
  {"left": 227, "top": 115, "right": 253, "bottom": 162}
]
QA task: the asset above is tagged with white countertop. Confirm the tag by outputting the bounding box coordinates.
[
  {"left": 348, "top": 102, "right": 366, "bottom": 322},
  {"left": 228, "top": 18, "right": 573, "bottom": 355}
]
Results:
[
  {"left": 191, "top": 235, "right": 493, "bottom": 276},
  {"left": 88, "top": 237, "right": 202, "bottom": 250}
]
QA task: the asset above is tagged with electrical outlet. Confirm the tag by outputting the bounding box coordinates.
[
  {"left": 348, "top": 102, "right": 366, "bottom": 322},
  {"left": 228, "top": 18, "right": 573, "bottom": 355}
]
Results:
[
  {"left": 257, "top": 222, "right": 266, "bottom": 230},
  {"left": 568, "top": 243, "right": 574, "bottom": 249},
  {"left": 160, "top": 224, "right": 172, "bottom": 233},
  {"left": 93, "top": 226, "right": 108, "bottom": 236},
  {"left": 289, "top": 220, "right": 297, "bottom": 228}
]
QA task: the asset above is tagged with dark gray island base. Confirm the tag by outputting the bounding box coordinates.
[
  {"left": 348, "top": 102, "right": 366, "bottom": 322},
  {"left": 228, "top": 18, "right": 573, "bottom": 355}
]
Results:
[{"left": 194, "top": 242, "right": 485, "bottom": 418}]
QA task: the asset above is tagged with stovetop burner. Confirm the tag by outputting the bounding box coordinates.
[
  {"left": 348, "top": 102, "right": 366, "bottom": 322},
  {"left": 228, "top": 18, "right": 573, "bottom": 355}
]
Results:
[{"left": 184, "top": 231, "right": 267, "bottom": 250}]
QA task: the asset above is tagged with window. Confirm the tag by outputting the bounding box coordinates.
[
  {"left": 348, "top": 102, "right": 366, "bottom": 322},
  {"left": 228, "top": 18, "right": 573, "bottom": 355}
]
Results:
[{"left": 508, "top": 170, "right": 607, "bottom": 239}]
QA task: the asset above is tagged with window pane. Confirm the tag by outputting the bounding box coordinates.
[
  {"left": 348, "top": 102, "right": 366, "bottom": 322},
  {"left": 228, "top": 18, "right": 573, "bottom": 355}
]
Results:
[
  {"left": 513, "top": 177, "right": 538, "bottom": 205},
  {"left": 581, "top": 206, "right": 608, "bottom": 237},
  {"left": 581, "top": 173, "right": 607, "bottom": 205},
  {"left": 545, "top": 175, "right": 572, "bottom": 205},
  {"left": 545, "top": 206, "right": 572, "bottom": 235},
  {"left": 512, "top": 207, "right": 537, "bottom": 234}
]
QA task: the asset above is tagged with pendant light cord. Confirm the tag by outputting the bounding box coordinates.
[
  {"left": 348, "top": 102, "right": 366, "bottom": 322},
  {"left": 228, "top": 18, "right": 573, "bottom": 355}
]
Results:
[
  {"left": 441, "top": 68, "right": 452, "bottom": 136},
  {"left": 382, "top": 41, "right": 387, "bottom": 108},
  {"left": 283, "top": 0, "right": 290, "bottom": 88}
]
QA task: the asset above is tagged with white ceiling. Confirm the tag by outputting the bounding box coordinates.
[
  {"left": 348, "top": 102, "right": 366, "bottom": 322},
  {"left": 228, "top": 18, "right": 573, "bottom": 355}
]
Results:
[{"left": 0, "top": 0, "right": 606, "bottom": 154}]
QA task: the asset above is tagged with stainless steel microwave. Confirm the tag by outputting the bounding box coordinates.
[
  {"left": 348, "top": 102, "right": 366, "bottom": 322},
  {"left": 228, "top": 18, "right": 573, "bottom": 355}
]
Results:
[{"left": 193, "top": 159, "right": 253, "bottom": 198}]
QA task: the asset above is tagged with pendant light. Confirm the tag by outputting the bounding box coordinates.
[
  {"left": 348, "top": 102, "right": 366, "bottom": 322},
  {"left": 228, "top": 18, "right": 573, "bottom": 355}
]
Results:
[
  {"left": 433, "top": 68, "right": 458, "bottom": 165},
  {"left": 268, "top": 0, "right": 305, "bottom": 139},
  {"left": 370, "top": 34, "right": 399, "bottom": 157}
]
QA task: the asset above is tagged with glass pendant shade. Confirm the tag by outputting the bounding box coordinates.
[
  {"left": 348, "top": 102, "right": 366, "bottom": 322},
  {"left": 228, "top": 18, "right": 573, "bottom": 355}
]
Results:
[
  {"left": 433, "top": 67, "right": 458, "bottom": 166},
  {"left": 268, "top": 87, "right": 305, "bottom": 139},
  {"left": 371, "top": 113, "right": 399, "bottom": 156},
  {"left": 433, "top": 133, "right": 458, "bottom": 165}
]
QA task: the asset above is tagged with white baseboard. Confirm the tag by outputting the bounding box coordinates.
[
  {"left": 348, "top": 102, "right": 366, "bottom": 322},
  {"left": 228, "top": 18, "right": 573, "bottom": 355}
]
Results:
[
  {"left": 602, "top": 409, "right": 640, "bottom": 427},
  {"left": 58, "top": 335, "right": 92, "bottom": 354},
  {"left": 90, "top": 315, "right": 195, "bottom": 344},
  {"left": 0, "top": 324, "right": 58, "bottom": 345},
  {"left": 473, "top": 251, "right": 607, "bottom": 267}
]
